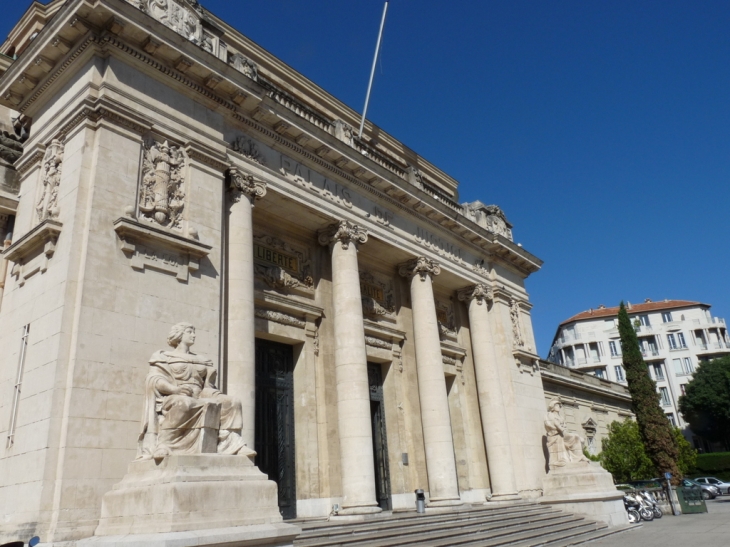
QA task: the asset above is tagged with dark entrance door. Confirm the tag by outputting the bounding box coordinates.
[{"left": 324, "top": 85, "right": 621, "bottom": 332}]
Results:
[
  {"left": 368, "top": 362, "right": 392, "bottom": 511},
  {"left": 255, "top": 339, "right": 296, "bottom": 519}
]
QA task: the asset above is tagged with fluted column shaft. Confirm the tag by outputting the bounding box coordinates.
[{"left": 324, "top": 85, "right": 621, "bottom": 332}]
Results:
[
  {"left": 458, "top": 284, "right": 519, "bottom": 500},
  {"left": 399, "top": 257, "right": 461, "bottom": 505},
  {"left": 226, "top": 167, "right": 266, "bottom": 449},
  {"left": 319, "top": 220, "right": 381, "bottom": 514}
]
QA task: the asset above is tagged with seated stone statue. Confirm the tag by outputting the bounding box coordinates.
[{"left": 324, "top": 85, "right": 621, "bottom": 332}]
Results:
[
  {"left": 545, "top": 398, "right": 589, "bottom": 470},
  {"left": 137, "top": 322, "right": 250, "bottom": 460}
]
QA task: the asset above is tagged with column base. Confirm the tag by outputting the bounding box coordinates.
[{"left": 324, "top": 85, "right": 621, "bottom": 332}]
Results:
[
  {"left": 428, "top": 497, "right": 464, "bottom": 507},
  {"left": 337, "top": 505, "right": 383, "bottom": 516},
  {"left": 489, "top": 492, "right": 522, "bottom": 502}
]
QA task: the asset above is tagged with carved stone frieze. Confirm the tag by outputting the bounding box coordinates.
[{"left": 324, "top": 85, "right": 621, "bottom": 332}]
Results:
[
  {"left": 138, "top": 139, "right": 186, "bottom": 230},
  {"left": 35, "top": 140, "right": 64, "bottom": 222},
  {"left": 229, "top": 53, "right": 258, "bottom": 81},
  {"left": 254, "top": 309, "right": 305, "bottom": 329},
  {"left": 126, "top": 0, "right": 209, "bottom": 51},
  {"left": 317, "top": 220, "right": 368, "bottom": 250},
  {"left": 463, "top": 201, "right": 514, "bottom": 241},
  {"left": 397, "top": 256, "right": 441, "bottom": 281},
  {"left": 457, "top": 283, "right": 493, "bottom": 306},
  {"left": 360, "top": 270, "right": 395, "bottom": 319},
  {"left": 510, "top": 297, "right": 526, "bottom": 350},
  {"left": 228, "top": 167, "right": 266, "bottom": 204},
  {"left": 230, "top": 137, "right": 265, "bottom": 165},
  {"left": 472, "top": 259, "right": 489, "bottom": 277},
  {"left": 253, "top": 233, "right": 313, "bottom": 292},
  {"left": 365, "top": 336, "right": 391, "bottom": 350}
]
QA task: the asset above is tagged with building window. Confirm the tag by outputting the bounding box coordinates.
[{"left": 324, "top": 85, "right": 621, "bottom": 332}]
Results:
[
  {"left": 659, "top": 387, "right": 671, "bottom": 406},
  {"left": 653, "top": 363, "right": 665, "bottom": 381},
  {"left": 609, "top": 340, "right": 620, "bottom": 357},
  {"left": 667, "top": 413, "right": 676, "bottom": 427},
  {"left": 677, "top": 332, "right": 687, "bottom": 348},
  {"left": 667, "top": 333, "right": 678, "bottom": 350},
  {"left": 594, "top": 368, "right": 606, "bottom": 379},
  {"left": 680, "top": 384, "right": 687, "bottom": 395},
  {"left": 683, "top": 357, "right": 694, "bottom": 374},
  {"left": 662, "top": 311, "right": 673, "bottom": 323},
  {"left": 614, "top": 365, "right": 625, "bottom": 382},
  {"left": 639, "top": 315, "right": 650, "bottom": 326},
  {"left": 673, "top": 358, "right": 684, "bottom": 375}
]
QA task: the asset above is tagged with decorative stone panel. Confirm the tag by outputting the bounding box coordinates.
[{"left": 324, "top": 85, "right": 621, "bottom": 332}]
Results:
[{"left": 137, "top": 138, "right": 187, "bottom": 231}]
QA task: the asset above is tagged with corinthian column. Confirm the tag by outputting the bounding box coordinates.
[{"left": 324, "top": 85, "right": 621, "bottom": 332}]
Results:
[
  {"left": 399, "top": 257, "right": 461, "bottom": 506},
  {"left": 227, "top": 167, "right": 266, "bottom": 449},
  {"left": 457, "top": 284, "right": 519, "bottom": 500},
  {"left": 318, "top": 220, "right": 381, "bottom": 514}
]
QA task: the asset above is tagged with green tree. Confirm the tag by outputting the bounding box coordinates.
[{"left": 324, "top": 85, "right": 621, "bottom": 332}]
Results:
[
  {"left": 618, "top": 302, "right": 681, "bottom": 483},
  {"left": 600, "top": 419, "right": 655, "bottom": 483},
  {"left": 678, "top": 356, "right": 730, "bottom": 449},
  {"left": 672, "top": 427, "right": 698, "bottom": 476}
]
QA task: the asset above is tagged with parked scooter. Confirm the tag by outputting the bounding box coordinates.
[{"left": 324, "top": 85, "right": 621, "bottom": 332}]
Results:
[
  {"left": 638, "top": 489, "right": 663, "bottom": 519},
  {"left": 624, "top": 492, "right": 654, "bottom": 521},
  {"left": 623, "top": 494, "right": 641, "bottom": 524}
]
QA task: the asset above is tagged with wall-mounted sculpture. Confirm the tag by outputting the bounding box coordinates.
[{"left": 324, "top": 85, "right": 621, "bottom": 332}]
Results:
[{"left": 138, "top": 139, "right": 186, "bottom": 229}]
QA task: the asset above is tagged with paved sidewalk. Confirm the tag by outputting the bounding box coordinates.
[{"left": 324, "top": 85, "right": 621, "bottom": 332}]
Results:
[{"left": 588, "top": 497, "right": 730, "bottom": 546}]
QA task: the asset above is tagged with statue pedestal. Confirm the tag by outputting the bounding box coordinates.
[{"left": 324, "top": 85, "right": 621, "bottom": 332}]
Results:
[
  {"left": 539, "top": 462, "right": 627, "bottom": 527},
  {"left": 79, "top": 454, "right": 300, "bottom": 546}
]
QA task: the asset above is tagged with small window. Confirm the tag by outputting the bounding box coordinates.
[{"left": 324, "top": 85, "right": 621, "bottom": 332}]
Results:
[
  {"left": 666, "top": 413, "right": 676, "bottom": 426},
  {"left": 639, "top": 315, "right": 650, "bottom": 326},
  {"left": 683, "top": 357, "right": 694, "bottom": 374},
  {"left": 609, "top": 340, "right": 620, "bottom": 357},
  {"left": 667, "top": 334, "right": 678, "bottom": 350},
  {"left": 653, "top": 363, "right": 665, "bottom": 381},
  {"left": 677, "top": 332, "right": 687, "bottom": 348},
  {"left": 614, "top": 365, "right": 625, "bottom": 382},
  {"left": 659, "top": 387, "right": 671, "bottom": 406},
  {"left": 594, "top": 368, "right": 606, "bottom": 379},
  {"left": 662, "top": 311, "right": 673, "bottom": 323},
  {"left": 673, "top": 358, "right": 684, "bottom": 375},
  {"left": 680, "top": 384, "right": 687, "bottom": 395}
]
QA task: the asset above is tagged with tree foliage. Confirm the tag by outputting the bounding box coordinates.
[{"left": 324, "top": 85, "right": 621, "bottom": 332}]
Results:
[
  {"left": 600, "top": 419, "right": 655, "bottom": 482},
  {"left": 618, "top": 302, "right": 681, "bottom": 483},
  {"left": 600, "top": 420, "right": 697, "bottom": 482},
  {"left": 678, "top": 356, "right": 730, "bottom": 448}
]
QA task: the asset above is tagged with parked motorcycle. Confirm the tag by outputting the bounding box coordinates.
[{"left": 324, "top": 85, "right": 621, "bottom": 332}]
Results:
[
  {"left": 624, "top": 492, "right": 653, "bottom": 521},
  {"left": 638, "top": 489, "right": 663, "bottom": 519},
  {"left": 623, "top": 494, "right": 641, "bottom": 524}
]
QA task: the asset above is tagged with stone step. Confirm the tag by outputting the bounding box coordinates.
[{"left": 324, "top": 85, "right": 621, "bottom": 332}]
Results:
[
  {"left": 413, "top": 518, "right": 599, "bottom": 547},
  {"left": 531, "top": 524, "right": 635, "bottom": 547},
  {"left": 295, "top": 509, "right": 584, "bottom": 547},
  {"left": 296, "top": 503, "right": 550, "bottom": 540}
]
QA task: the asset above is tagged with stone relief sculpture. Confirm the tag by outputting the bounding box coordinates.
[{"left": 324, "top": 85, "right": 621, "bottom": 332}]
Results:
[
  {"left": 462, "top": 201, "right": 514, "bottom": 241},
  {"left": 138, "top": 139, "right": 186, "bottom": 229},
  {"left": 35, "top": 139, "right": 64, "bottom": 222},
  {"left": 0, "top": 131, "right": 24, "bottom": 165},
  {"left": 229, "top": 53, "right": 258, "bottom": 81},
  {"left": 231, "top": 136, "right": 265, "bottom": 164},
  {"left": 544, "top": 399, "right": 589, "bottom": 470},
  {"left": 126, "top": 0, "right": 206, "bottom": 48},
  {"left": 360, "top": 271, "right": 395, "bottom": 319},
  {"left": 510, "top": 297, "right": 526, "bottom": 349},
  {"left": 137, "top": 322, "right": 251, "bottom": 460}
]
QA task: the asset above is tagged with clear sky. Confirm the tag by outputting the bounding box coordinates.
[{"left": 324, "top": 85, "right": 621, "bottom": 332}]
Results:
[{"left": 3, "top": 1, "right": 730, "bottom": 355}]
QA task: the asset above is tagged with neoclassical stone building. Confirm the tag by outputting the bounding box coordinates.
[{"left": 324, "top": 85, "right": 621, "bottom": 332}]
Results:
[{"left": 0, "top": 0, "right": 553, "bottom": 542}]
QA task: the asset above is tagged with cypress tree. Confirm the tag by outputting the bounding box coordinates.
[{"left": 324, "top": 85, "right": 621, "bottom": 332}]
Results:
[{"left": 617, "top": 302, "right": 681, "bottom": 483}]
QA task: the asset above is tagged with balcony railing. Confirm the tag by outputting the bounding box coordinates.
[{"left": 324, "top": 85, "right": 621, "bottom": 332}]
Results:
[{"left": 692, "top": 317, "right": 726, "bottom": 327}]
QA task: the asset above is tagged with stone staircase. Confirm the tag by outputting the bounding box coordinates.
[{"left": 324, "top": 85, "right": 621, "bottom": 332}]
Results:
[{"left": 293, "top": 502, "right": 632, "bottom": 547}]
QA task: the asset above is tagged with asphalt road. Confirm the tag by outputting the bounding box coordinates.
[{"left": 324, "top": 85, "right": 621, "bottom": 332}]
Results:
[{"left": 588, "top": 496, "right": 730, "bottom": 545}]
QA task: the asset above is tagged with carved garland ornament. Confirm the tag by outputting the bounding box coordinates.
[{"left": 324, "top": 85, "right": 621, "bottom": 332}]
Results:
[
  {"left": 138, "top": 139, "right": 186, "bottom": 229},
  {"left": 228, "top": 167, "right": 267, "bottom": 204},
  {"left": 35, "top": 140, "right": 64, "bottom": 222},
  {"left": 398, "top": 256, "right": 441, "bottom": 282},
  {"left": 317, "top": 220, "right": 368, "bottom": 250}
]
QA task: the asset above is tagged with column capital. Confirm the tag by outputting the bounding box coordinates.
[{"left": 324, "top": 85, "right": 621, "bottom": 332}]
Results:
[
  {"left": 398, "top": 256, "right": 441, "bottom": 281},
  {"left": 457, "top": 283, "right": 493, "bottom": 305},
  {"left": 228, "top": 166, "right": 267, "bottom": 204},
  {"left": 317, "top": 220, "right": 368, "bottom": 250}
]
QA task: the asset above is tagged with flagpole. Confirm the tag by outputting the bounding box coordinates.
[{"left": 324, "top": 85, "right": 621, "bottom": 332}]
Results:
[{"left": 358, "top": 1, "right": 389, "bottom": 139}]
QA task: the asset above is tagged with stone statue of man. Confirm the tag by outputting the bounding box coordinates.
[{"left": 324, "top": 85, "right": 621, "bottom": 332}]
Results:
[{"left": 545, "top": 398, "right": 589, "bottom": 470}]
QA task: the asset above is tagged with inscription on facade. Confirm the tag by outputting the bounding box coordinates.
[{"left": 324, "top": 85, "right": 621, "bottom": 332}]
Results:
[
  {"left": 254, "top": 243, "right": 298, "bottom": 273},
  {"left": 360, "top": 281, "right": 384, "bottom": 302},
  {"left": 415, "top": 227, "right": 464, "bottom": 264},
  {"left": 280, "top": 156, "right": 352, "bottom": 208}
]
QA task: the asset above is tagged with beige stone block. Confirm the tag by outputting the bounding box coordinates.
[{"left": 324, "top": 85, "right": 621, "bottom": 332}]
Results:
[{"left": 69, "top": 388, "right": 108, "bottom": 419}]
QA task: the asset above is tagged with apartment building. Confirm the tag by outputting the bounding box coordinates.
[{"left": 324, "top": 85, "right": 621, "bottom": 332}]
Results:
[{"left": 547, "top": 299, "right": 730, "bottom": 448}]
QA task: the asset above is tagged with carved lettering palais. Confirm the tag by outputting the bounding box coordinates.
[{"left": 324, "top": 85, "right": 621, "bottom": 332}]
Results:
[
  {"left": 35, "top": 139, "right": 63, "bottom": 222},
  {"left": 230, "top": 136, "right": 265, "bottom": 165},
  {"left": 138, "top": 139, "right": 186, "bottom": 230}
]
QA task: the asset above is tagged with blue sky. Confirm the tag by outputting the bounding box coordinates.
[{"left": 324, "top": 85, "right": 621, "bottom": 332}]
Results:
[{"left": 3, "top": 1, "right": 730, "bottom": 355}]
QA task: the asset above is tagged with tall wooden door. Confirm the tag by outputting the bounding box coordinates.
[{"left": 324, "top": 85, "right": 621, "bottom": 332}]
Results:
[
  {"left": 368, "top": 362, "right": 392, "bottom": 511},
  {"left": 255, "top": 339, "right": 296, "bottom": 519}
]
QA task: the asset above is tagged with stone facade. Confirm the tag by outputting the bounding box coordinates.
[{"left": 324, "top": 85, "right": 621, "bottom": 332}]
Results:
[{"left": 0, "top": 0, "right": 556, "bottom": 543}]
